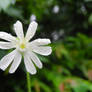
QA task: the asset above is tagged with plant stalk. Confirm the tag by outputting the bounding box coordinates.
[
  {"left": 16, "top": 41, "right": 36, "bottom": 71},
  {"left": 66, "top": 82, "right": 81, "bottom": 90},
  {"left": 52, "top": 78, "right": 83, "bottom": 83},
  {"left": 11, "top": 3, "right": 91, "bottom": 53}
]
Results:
[{"left": 26, "top": 72, "right": 31, "bottom": 92}]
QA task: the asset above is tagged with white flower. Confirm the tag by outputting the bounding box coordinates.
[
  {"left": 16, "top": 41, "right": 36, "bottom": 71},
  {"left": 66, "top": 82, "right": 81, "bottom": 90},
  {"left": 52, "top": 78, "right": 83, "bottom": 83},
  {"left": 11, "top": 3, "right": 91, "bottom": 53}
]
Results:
[
  {"left": 30, "top": 14, "right": 36, "bottom": 22},
  {"left": 0, "top": 21, "right": 52, "bottom": 74},
  {"left": 53, "top": 5, "right": 60, "bottom": 14}
]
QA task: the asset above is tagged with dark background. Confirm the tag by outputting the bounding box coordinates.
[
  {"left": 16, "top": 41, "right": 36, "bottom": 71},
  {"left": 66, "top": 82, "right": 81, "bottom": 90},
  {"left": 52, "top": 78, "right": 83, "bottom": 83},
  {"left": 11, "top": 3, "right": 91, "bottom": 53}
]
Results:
[{"left": 0, "top": 0, "right": 92, "bottom": 92}]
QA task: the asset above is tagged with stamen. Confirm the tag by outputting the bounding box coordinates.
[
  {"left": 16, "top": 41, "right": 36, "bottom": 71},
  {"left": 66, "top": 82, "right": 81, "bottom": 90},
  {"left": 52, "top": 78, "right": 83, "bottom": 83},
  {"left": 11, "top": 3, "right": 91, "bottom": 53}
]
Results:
[{"left": 20, "top": 43, "right": 26, "bottom": 49}]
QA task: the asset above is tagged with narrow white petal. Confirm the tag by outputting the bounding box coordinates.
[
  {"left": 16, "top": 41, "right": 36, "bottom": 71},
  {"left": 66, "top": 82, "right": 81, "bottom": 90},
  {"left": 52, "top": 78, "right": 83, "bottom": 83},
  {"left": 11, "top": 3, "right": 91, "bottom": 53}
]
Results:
[
  {"left": 28, "top": 51, "right": 42, "bottom": 69},
  {"left": 14, "top": 20, "right": 24, "bottom": 39},
  {"left": 25, "top": 21, "right": 38, "bottom": 41},
  {"left": 0, "top": 41, "right": 15, "bottom": 49},
  {"left": 32, "top": 46, "right": 52, "bottom": 56},
  {"left": 0, "top": 32, "right": 16, "bottom": 42},
  {"left": 9, "top": 51, "right": 22, "bottom": 73},
  {"left": 0, "top": 50, "right": 17, "bottom": 71},
  {"left": 24, "top": 53, "right": 36, "bottom": 75},
  {"left": 30, "top": 39, "right": 51, "bottom": 46}
]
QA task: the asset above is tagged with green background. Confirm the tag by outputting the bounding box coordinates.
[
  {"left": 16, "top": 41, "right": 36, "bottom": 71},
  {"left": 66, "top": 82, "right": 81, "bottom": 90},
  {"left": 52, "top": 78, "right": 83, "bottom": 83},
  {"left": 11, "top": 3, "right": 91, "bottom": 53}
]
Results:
[{"left": 0, "top": 0, "right": 92, "bottom": 92}]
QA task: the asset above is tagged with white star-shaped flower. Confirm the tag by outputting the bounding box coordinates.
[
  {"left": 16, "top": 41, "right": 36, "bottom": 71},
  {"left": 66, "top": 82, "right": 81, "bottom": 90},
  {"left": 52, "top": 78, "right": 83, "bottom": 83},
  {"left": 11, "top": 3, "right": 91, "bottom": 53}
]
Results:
[{"left": 0, "top": 21, "right": 52, "bottom": 74}]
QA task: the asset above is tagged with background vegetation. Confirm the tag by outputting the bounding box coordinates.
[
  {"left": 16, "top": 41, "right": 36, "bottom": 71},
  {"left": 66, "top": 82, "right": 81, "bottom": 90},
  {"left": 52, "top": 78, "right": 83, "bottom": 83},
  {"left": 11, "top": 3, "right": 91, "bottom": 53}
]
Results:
[{"left": 0, "top": 0, "right": 92, "bottom": 92}]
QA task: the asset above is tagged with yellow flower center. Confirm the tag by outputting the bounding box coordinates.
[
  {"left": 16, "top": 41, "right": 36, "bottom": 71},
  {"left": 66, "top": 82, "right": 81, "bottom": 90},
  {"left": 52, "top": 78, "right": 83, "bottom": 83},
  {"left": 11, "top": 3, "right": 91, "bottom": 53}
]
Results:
[
  {"left": 20, "top": 43, "right": 26, "bottom": 49},
  {"left": 16, "top": 38, "right": 28, "bottom": 52}
]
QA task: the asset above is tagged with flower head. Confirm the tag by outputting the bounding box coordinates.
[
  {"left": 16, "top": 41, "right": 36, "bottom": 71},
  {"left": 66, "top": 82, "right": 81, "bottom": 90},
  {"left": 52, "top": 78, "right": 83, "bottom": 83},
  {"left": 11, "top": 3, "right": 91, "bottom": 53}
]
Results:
[
  {"left": 0, "top": 21, "right": 52, "bottom": 74},
  {"left": 53, "top": 5, "right": 60, "bottom": 14},
  {"left": 30, "top": 14, "right": 36, "bottom": 22}
]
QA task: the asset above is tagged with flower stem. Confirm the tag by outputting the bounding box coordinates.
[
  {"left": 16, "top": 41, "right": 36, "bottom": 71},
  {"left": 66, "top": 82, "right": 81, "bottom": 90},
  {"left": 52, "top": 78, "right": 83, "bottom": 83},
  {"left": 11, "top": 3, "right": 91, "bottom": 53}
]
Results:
[{"left": 26, "top": 72, "right": 31, "bottom": 92}]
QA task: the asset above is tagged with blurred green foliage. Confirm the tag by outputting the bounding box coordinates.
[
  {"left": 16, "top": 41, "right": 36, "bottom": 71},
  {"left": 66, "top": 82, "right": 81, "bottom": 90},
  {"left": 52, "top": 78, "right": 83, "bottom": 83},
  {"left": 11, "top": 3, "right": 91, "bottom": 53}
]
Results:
[{"left": 0, "top": 0, "right": 92, "bottom": 92}]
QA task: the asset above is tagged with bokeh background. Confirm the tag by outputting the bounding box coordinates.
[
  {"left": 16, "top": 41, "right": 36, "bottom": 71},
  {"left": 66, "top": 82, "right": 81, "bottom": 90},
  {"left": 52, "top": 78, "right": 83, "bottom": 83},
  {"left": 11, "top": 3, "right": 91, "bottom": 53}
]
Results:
[{"left": 0, "top": 0, "right": 92, "bottom": 92}]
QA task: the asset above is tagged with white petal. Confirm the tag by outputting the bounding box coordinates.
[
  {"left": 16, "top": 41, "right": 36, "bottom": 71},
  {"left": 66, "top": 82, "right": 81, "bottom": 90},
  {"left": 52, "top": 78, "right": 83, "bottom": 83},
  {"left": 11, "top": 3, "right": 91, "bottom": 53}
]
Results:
[
  {"left": 9, "top": 51, "right": 22, "bottom": 73},
  {"left": 0, "top": 32, "right": 16, "bottom": 42},
  {"left": 24, "top": 53, "right": 36, "bottom": 75},
  {"left": 25, "top": 21, "right": 38, "bottom": 41},
  {"left": 30, "top": 39, "right": 51, "bottom": 46},
  {"left": 32, "top": 46, "right": 52, "bottom": 56},
  {"left": 0, "top": 41, "right": 15, "bottom": 49},
  {"left": 14, "top": 20, "right": 24, "bottom": 39},
  {"left": 28, "top": 51, "right": 42, "bottom": 69},
  {"left": 0, "top": 50, "right": 17, "bottom": 71}
]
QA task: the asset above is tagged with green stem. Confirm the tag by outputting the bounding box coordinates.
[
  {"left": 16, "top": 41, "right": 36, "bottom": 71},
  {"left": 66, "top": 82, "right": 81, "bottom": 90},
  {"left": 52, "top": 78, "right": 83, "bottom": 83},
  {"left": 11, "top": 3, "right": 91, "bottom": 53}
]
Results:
[{"left": 26, "top": 72, "right": 31, "bottom": 92}]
